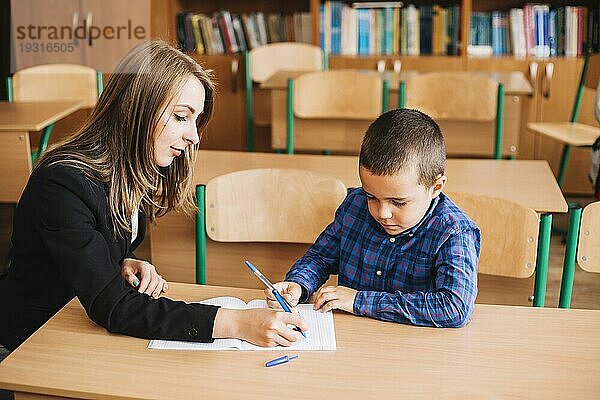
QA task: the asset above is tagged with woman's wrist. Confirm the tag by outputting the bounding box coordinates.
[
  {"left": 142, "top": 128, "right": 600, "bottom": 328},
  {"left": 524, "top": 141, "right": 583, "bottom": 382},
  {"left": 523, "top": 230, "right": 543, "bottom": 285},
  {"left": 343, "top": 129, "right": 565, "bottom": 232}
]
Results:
[{"left": 212, "top": 307, "right": 241, "bottom": 339}]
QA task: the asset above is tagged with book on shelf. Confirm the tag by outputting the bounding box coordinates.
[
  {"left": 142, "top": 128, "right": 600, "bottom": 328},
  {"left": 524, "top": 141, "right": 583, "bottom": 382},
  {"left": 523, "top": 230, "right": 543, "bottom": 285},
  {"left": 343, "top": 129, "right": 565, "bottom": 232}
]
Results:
[
  {"left": 176, "top": 10, "right": 312, "bottom": 56},
  {"left": 469, "top": 3, "right": 598, "bottom": 58},
  {"left": 320, "top": 1, "right": 460, "bottom": 56}
]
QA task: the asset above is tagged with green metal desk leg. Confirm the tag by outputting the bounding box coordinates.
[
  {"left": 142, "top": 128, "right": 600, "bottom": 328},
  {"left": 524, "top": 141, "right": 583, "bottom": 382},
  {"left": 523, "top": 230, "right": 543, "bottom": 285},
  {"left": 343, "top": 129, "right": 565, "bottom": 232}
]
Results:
[
  {"left": 245, "top": 51, "right": 255, "bottom": 152},
  {"left": 557, "top": 145, "right": 571, "bottom": 187},
  {"left": 533, "top": 213, "right": 552, "bottom": 307},
  {"left": 195, "top": 185, "right": 207, "bottom": 285},
  {"left": 559, "top": 204, "right": 583, "bottom": 309},
  {"left": 494, "top": 84, "right": 505, "bottom": 160},
  {"left": 286, "top": 78, "right": 294, "bottom": 155},
  {"left": 398, "top": 81, "right": 406, "bottom": 108},
  {"left": 382, "top": 80, "right": 389, "bottom": 113}
]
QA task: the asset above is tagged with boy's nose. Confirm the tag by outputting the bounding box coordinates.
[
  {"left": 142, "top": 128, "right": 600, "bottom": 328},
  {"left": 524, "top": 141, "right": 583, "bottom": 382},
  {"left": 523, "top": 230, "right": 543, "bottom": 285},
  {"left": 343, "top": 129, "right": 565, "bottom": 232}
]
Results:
[{"left": 379, "top": 204, "right": 393, "bottom": 220}]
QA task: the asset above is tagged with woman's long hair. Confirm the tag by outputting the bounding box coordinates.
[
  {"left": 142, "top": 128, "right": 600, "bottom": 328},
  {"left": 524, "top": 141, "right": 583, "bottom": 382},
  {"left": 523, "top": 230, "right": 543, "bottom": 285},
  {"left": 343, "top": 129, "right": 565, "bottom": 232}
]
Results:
[{"left": 37, "top": 40, "right": 215, "bottom": 234}]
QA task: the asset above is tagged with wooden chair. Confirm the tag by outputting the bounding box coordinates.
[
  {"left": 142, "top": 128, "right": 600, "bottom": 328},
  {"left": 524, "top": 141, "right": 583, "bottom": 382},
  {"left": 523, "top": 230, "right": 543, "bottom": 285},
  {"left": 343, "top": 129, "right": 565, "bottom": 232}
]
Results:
[
  {"left": 286, "top": 70, "right": 389, "bottom": 154},
  {"left": 527, "top": 52, "right": 600, "bottom": 187},
  {"left": 245, "top": 42, "right": 326, "bottom": 151},
  {"left": 399, "top": 72, "right": 505, "bottom": 159},
  {"left": 558, "top": 201, "right": 600, "bottom": 308},
  {"left": 195, "top": 168, "right": 346, "bottom": 285},
  {"left": 6, "top": 64, "right": 102, "bottom": 164},
  {"left": 448, "top": 192, "right": 551, "bottom": 307}
]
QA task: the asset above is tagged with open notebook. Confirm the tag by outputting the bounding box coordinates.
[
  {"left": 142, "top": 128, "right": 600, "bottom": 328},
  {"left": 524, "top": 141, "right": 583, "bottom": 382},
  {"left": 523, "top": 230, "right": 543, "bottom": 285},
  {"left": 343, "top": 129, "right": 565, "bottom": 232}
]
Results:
[{"left": 148, "top": 296, "right": 336, "bottom": 351}]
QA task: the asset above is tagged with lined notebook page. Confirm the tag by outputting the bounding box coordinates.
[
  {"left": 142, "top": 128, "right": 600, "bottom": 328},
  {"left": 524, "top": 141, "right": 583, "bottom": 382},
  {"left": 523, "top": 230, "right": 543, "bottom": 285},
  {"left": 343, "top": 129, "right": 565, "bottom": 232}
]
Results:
[{"left": 148, "top": 298, "right": 336, "bottom": 351}]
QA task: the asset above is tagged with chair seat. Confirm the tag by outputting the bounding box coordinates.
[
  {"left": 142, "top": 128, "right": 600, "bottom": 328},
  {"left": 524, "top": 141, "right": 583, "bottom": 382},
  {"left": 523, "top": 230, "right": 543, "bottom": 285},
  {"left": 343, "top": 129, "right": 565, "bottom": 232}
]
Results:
[{"left": 527, "top": 122, "right": 600, "bottom": 146}]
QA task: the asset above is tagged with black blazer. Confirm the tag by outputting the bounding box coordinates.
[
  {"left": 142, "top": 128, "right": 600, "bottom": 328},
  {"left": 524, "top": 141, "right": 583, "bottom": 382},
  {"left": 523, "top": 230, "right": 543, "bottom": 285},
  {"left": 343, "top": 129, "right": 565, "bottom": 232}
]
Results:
[{"left": 0, "top": 164, "right": 218, "bottom": 351}]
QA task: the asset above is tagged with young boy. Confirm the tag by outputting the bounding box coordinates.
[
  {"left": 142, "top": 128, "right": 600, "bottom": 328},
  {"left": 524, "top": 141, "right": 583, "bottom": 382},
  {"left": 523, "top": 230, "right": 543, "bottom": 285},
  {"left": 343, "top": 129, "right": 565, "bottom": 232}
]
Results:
[{"left": 266, "top": 108, "right": 480, "bottom": 328}]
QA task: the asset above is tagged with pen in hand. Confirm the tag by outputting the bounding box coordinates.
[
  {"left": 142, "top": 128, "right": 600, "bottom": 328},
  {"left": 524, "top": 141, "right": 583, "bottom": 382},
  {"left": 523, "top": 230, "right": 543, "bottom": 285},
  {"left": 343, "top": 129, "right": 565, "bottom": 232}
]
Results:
[{"left": 244, "top": 260, "right": 307, "bottom": 338}]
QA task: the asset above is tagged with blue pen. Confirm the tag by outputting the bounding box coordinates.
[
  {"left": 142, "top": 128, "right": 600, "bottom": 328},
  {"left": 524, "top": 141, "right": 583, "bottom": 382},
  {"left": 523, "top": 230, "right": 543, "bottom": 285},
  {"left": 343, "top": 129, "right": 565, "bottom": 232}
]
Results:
[
  {"left": 244, "top": 260, "right": 306, "bottom": 338},
  {"left": 265, "top": 355, "right": 299, "bottom": 367}
]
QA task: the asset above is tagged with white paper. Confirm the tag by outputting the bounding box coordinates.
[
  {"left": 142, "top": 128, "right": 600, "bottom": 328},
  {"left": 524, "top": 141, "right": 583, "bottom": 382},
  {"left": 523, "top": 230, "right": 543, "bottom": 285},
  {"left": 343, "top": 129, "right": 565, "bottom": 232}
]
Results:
[{"left": 148, "top": 297, "right": 336, "bottom": 351}]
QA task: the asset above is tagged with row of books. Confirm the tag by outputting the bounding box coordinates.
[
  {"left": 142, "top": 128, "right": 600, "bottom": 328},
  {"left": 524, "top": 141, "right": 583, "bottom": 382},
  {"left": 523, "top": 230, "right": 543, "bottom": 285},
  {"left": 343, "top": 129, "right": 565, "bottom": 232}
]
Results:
[
  {"left": 176, "top": 11, "right": 312, "bottom": 55},
  {"left": 320, "top": 2, "right": 461, "bottom": 56},
  {"left": 469, "top": 4, "right": 600, "bottom": 58}
]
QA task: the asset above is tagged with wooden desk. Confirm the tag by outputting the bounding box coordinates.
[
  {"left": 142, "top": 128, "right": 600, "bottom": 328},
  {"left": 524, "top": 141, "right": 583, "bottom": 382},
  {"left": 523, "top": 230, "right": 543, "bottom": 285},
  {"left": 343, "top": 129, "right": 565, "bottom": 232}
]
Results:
[
  {"left": 261, "top": 70, "right": 533, "bottom": 156},
  {"left": 151, "top": 151, "right": 566, "bottom": 306},
  {"left": 0, "top": 101, "right": 83, "bottom": 202},
  {"left": 0, "top": 283, "right": 598, "bottom": 399}
]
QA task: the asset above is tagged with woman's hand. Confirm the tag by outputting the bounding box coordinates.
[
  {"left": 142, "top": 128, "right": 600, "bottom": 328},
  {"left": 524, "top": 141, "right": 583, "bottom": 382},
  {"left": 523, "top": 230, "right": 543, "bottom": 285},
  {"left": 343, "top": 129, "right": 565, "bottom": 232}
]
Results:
[
  {"left": 213, "top": 308, "right": 308, "bottom": 347},
  {"left": 121, "top": 258, "right": 168, "bottom": 299}
]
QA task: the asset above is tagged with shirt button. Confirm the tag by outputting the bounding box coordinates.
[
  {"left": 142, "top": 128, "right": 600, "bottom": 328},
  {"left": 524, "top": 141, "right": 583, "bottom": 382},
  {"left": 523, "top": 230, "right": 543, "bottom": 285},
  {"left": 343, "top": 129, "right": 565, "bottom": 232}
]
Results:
[
  {"left": 376, "top": 270, "right": 382, "bottom": 276},
  {"left": 389, "top": 237, "right": 396, "bottom": 243},
  {"left": 188, "top": 327, "right": 198, "bottom": 338}
]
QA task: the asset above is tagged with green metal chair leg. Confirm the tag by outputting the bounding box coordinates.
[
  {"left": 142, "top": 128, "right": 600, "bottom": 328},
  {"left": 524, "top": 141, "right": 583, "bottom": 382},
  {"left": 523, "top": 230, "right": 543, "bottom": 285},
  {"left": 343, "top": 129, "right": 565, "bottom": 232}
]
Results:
[
  {"left": 96, "top": 71, "right": 103, "bottom": 96},
  {"left": 382, "top": 80, "right": 389, "bottom": 113},
  {"left": 559, "top": 204, "right": 583, "bottom": 309},
  {"left": 244, "top": 51, "right": 255, "bottom": 152},
  {"left": 533, "top": 213, "right": 552, "bottom": 307},
  {"left": 494, "top": 83, "right": 505, "bottom": 160},
  {"left": 195, "top": 185, "right": 207, "bottom": 285},
  {"left": 322, "top": 50, "right": 329, "bottom": 70},
  {"left": 286, "top": 78, "right": 294, "bottom": 155},
  {"left": 6, "top": 77, "right": 13, "bottom": 102},
  {"left": 31, "top": 123, "right": 54, "bottom": 164},
  {"left": 398, "top": 81, "right": 406, "bottom": 108}
]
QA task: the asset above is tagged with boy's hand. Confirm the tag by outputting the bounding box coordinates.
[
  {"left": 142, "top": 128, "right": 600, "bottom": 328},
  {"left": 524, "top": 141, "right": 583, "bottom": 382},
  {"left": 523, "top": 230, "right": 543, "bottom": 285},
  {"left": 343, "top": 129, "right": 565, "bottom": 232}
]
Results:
[
  {"left": 264, "top": 281, "right": 302, "bottom": 309},
  {"left": 313, "top": 285, "right": 357, "bottom": 314},
  {"left": 121, "top": 258, "right": 168, "bottom": 299}
]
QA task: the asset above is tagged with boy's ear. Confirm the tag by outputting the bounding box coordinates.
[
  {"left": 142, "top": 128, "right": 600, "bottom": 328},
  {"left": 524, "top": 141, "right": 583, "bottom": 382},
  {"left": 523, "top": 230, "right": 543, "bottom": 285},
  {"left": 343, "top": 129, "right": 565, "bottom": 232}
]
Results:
[{"left": 430, "top": 175, "right": 447, "bottom": 198}]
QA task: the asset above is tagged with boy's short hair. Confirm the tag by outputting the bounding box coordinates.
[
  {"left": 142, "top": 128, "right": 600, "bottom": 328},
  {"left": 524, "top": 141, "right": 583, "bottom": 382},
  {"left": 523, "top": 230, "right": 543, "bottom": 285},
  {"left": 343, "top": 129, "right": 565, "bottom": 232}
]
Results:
[{"left": 359, "top": 108, "right": 446, "bottom": 186}]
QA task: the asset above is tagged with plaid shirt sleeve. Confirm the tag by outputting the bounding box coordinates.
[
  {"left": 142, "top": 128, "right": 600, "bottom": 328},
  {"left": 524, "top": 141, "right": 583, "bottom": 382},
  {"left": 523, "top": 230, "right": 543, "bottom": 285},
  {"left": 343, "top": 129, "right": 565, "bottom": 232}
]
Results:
[
  {"left": 285, "top": 203, "right": 346, "bottom": 302},
  {"left": 353, "top": 227, "right": 480, "bottom": 328}
]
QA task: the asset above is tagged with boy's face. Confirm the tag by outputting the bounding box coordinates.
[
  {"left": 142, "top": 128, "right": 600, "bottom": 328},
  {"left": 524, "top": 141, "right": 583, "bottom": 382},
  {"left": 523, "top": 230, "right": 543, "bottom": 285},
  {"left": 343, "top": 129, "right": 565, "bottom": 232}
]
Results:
[{"left": 359, "top": 166, "right": 446, "bottom": 235}]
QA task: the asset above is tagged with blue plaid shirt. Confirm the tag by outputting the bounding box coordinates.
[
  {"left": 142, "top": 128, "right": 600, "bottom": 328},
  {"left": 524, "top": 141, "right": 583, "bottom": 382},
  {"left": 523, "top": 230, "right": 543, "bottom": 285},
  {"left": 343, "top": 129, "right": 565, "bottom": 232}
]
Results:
[{"left": 286, "top": 189, "right": 480, "bottom": 328}]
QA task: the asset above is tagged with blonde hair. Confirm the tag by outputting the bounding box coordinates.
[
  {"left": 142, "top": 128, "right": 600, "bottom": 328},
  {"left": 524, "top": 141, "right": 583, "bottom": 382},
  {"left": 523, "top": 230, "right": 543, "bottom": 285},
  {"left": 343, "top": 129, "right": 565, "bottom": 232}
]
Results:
[{"left": 37, "top": 40, "right": 215, "bottom": 234}]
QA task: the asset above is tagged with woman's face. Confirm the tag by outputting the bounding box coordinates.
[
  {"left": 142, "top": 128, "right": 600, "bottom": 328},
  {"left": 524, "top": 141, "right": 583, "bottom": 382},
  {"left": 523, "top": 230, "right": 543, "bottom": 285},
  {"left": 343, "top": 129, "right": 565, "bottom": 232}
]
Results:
[{"left": 153, "top": 76, "right": 206, "bottom": 167}]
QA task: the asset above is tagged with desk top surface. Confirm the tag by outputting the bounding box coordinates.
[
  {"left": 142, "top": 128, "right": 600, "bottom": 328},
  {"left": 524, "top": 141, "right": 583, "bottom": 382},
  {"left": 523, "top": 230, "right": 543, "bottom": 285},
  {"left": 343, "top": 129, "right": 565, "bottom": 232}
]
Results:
[
  {"left": 0, "top": 283, "right": 598, "bottom": 399},
  {"left": 260, "top": 70, "right": 533, "bottom": 95},
  {"left": 0, "top": 101, "right": 83, "bottom": 131},
  {"left": 196, "top": 150, "right": 567, "bottom": 213}
]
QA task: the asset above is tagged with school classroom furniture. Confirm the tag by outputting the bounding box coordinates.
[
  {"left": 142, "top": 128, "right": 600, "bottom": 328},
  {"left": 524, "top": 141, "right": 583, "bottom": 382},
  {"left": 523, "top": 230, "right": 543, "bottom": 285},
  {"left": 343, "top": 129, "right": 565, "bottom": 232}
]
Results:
[
  {"left": 527, "top": 52, "right": 600, "bottom": 188},
  {"left": 261, "top": 70, "right": 532, "bottom": 156},
  {"left": 400, "top": 72, "right": 505, "bottom": 159},
  {"left": 0, "top": 101, "right": 83, "bottom": 202},
  {"left": 149, "top": 150, "right": 567, "bottom": 306},
  {"left": 196, "top": 168, "right": 347, "bottom": 284},
  {"left": 245, "top": 42, "right": 326, "bottom": 151},
  {"left": 7, "top": 64, "right": 101, "bottom": 164},
  {"left": 0, "top": 282, "right": 598, "bottom": 399},
  {"left": 285, "top": 70, "right": 389, "bottom": 154},
  {"left": 558, "top": 201, "right": 600, "bottom": 308}
]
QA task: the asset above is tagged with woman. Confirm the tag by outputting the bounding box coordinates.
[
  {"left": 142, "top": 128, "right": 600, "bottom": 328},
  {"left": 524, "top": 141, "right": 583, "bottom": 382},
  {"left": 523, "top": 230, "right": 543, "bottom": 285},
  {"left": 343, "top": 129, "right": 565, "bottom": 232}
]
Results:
[{"left": 0, "top": 41, "right": 306, "bottom": 353}]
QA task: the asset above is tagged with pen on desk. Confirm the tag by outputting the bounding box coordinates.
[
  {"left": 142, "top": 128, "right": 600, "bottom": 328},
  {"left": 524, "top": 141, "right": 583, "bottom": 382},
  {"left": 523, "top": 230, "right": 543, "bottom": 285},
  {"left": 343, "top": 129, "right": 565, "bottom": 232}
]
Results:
[
  {"left": 265, "top": 355, "right": 299, "bottom": 368},
  {"left": 244, "top": 260, "right": 306, "bottom": 338}
]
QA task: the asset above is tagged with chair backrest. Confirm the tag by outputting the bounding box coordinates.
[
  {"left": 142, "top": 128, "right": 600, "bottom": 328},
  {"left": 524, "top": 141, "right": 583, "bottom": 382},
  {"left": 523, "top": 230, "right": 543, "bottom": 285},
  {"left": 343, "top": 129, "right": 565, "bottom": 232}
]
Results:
[
  {"left": 447, "top": 192, "right": 540, "bottom": 278},
  {"left": 577, "top": 201, "right": 600, "bottom": 273},
  {"left": 205, "top": 168, "right": 347, "bottom": 243},
  {"left": 12, "top": 64, "right": 99, "bottom": 107},
  {"left": 293, "top": 70, "right": 383, "bottom": 120},
  {"left": 250, "top": 42, "right": 323, "bottom": 83},
  {"left": 405, "top": 72, "right": 499, "bottom": 121}
]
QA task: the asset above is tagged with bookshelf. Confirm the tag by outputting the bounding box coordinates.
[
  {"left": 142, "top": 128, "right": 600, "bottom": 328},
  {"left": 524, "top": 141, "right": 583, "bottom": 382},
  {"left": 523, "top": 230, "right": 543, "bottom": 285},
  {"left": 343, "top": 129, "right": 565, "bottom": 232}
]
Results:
[{"left": 155, "top": 0, "right": 599, "bottom": 193}]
